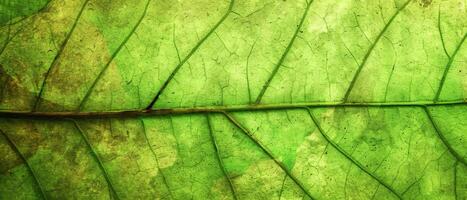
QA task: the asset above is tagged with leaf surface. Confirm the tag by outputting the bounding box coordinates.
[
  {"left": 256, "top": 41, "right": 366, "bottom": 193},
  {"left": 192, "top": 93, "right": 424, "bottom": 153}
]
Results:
[{"left": 0, "top": 0, "right": 466, "bottom": 199}]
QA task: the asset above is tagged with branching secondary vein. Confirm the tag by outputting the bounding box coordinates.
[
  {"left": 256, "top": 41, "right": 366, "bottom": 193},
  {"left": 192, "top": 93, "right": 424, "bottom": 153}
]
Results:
[
  {"left": 71, "top": 120, "right": 120, "bottom": 200},
  {"left": 343, "top": 0, "right": 411, "bottom": 102},
  {"left": 0, "top": 129, "right": 48, "bottom": 200},
  {"left": 254, "top": 0, "right": 314, "bottom": 104},
  {"left": 206, "top": 115, "right": 238, "bottom": 200},
  {"left": 145, "top": 0, "right": 235, "bottom": 110},
  {"left": 305, "top": 108, "right": 402, "bottom": 199},
  {"left": 422, "top": 106, "right": 466, "bottom": 166},
  {"left": 433, "top": 33, "right": 467, "bottom": 102},
  {"left": 437, "top": 7, "right": 450, "bottom": 59},
  {"left": 78, "top": 0, "right": 152, "bottom": 111},
  {"left": 140, "top": 118, "right": 174, "bottom": 199},
  {"left": 223, "top": 112, "right": 316, "bottom": 200},
  {"left": 33, "top": 0, "right": 91, "bottom": 111}
]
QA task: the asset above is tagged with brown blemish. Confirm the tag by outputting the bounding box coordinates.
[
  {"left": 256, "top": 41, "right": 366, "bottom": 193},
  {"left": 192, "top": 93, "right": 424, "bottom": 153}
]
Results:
[
  {"left": 0, "top": 120, "right": 43, "bottom": 174},
  {"left": 419, "top": 0, "right": 432, "bottom": 7}
]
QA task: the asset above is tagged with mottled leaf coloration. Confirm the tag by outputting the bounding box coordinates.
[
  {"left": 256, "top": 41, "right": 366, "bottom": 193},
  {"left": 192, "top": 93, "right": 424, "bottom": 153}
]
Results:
[{"left": 0, "top": 0, "right": 466, "bottom": 199}]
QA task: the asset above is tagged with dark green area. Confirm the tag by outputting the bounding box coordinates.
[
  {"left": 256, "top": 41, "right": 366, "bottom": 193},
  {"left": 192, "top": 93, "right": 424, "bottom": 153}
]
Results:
[{"left": 0, "top": 0, "right": 50, "bottom": 26}]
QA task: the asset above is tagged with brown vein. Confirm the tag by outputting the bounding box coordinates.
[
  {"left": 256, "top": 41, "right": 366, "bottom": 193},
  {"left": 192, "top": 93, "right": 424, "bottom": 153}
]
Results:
[{"left": 0, "top": 101, "right": 464, "bottom": 119}]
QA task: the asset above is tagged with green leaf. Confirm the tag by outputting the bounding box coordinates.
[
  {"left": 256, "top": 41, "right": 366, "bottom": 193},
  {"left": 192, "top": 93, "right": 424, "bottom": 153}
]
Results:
[
  {"left": 0, "top": 0, "right": 50, "bottom": 26},
  {"left": 0, "top": 0, "right": 466, "bottom": 199}
]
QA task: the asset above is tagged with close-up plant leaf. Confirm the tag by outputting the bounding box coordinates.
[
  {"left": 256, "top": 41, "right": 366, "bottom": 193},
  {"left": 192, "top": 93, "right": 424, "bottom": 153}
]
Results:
[{"left": 0, "top": 0, "right": 466, "bottom": 199}]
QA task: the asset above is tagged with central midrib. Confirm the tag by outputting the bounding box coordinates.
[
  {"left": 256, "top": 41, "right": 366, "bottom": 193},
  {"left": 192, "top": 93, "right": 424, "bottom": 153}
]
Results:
[{"left": 0, "top": 100, "right": 465, "bottom": 119}]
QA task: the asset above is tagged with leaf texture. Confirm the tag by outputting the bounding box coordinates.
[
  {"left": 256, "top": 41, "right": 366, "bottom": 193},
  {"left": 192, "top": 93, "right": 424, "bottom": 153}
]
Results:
[{"left": 0, "top": 0, "right": 466, "bottom": 199}]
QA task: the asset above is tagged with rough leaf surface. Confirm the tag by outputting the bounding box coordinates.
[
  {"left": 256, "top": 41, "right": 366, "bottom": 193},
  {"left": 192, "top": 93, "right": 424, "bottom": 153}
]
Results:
[{"left": 0, "top": 0, "right": 466, "bottom": 199}]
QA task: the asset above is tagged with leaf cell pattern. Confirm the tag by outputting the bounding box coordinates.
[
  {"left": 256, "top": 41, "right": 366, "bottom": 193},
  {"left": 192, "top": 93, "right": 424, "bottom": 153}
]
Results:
[{"left": 0, "top": 0, "right": 466, "bottom": 199}]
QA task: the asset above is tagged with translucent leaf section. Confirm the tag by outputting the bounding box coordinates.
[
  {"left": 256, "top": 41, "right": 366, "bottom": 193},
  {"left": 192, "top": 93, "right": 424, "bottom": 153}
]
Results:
[{"left": 0, "top": 0, "right": 466, "bottom": 199}]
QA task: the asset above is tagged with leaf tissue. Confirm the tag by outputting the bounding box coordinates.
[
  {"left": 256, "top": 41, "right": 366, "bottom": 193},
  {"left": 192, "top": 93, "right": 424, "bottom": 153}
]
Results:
[{"left": 0, "top": 0, "right": 466, "bottom": 199}]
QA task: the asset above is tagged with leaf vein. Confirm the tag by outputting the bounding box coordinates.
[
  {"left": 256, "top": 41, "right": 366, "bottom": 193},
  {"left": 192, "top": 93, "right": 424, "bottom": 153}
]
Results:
[
  {"left": 3, "top": 101, "right": 465, "bottom": 118},
  {"left": 422, "top": 106, "right": 466, "bottom": 165},
  {"left": 33, "top": 0, "right": 91, "bottom": 111},
  {"left": 343, "top": 0, "right": 411, "bottom": 102},
  {"left": 206, "top": 114, "right": 239, "bottom": 200},
  {"left": 254, "top": 0, "right": 314, "bottom": 104},
  {"left": 78, "top": 0, "right": 152, "bottom": 111},
  {"left": 139, "top": 118, "right": 174, "bottom": 199},
  {"left": 71, "top": 120, "right": 120, "bottom": 200},
  {"left": 223, "top": 112, "right": 316, "bottom": 200},
  {"left": 305, "top": 107, "right": 402, "bottom": 199},
  {"left": 145, "top": 0, "right": 235, "bottom": 110},
  {"left": 0, "top": 128, "right": 48, "bottom": 200},
  {"left": 433, "top": 33, "right": 467, "bottom": 102}
]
